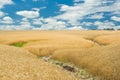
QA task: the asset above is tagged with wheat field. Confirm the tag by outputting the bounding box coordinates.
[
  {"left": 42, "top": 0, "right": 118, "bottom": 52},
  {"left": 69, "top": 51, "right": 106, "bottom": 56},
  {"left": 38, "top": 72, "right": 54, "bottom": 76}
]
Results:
[
  {"left": 0, "top": 45, "right": 77, "bottom": 80},
  {"left": 53, "top": 44, "right": 120, "bottom": 80},
  {"left": 0, "top": 30, "right": 120, "bottom": 80}
]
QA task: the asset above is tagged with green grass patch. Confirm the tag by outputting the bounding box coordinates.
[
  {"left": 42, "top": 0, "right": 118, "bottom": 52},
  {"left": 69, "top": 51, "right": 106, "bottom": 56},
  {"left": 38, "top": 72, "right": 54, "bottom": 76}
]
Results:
[{"left": 10, "top": 42, "right": 27, "bottom": 47}]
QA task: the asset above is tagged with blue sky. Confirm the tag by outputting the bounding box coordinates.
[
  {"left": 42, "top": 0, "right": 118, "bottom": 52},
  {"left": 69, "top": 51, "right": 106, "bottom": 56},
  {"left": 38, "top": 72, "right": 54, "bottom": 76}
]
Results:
[{"left": 0, "top": 0, "right": 120, "bottom": 30}]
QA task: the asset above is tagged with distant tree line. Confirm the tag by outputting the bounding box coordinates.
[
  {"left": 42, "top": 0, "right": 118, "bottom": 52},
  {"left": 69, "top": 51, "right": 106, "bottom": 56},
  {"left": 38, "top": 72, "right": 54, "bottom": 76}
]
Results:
[
  {"left": 91, "top": 28, "right": 120, "bottom": 30},
  {"left": 103, "top": 28, "right": 120, "bottom": 30}
]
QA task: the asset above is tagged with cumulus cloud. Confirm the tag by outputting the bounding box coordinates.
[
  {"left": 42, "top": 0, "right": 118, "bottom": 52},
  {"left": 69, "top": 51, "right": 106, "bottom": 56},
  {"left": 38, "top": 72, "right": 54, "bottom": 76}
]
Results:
[
  {"left": 40, "top": 18, "right": 67, "bottom": 30},
  {"left": 68, "top": 26, "right": 83, "bottom": 30},
  {"left": 52, "top": 0, "right": 120, "bottom": 30},
  {"left": 16, "top": 10, "right": 39, "bottom": 18},
  {"left": 1, "top": 0, "right": 120, "bottom": 30},
  {"left": 1, "top": 16, "right": 13, "bottom": 24},
  {"left": 55, "top": 0, "right": 102, "bottom": 27},
  {"left": 0, "top": 0, "right": 13, "bottom": 19},
  {"left": 111, "top": 16, "right": 120, "bottom": 22},
  {"left": 21, "top": 18, "right": 29, "bottom": 22},
  {"left": 94, "top": 21, "right": 116, "bottom": 30},
  {"left": 0, "top": 20, "right": 33, "bottom": 30},
  {"left": 30, "top": 0, "right": 120, "bottom": 30},
  {"left": 113, "top": 11, "right": 120, "bottom": 15},
  {"left": 0, "top": 16, "right": 13, "bottom": 25},
  {"left": 87, "top": 13, "right": 104, "bottom": 19},
  {"left": 33, "top": 18, "right": 43, "bottom": 25},
  {"left": 30, "top": 0, "right": 104, "bottom": 30},
  {"left": 81, "top": 22, "right": 93, "bottom": 26},
  {"left": 0, "top": 16, "right": 33, "bottom": 30},
  {"left": 0, "top": 24, "right": 33, "bottom": 30},
  {"left": 0, "top": 0, "right": 13, "bottom": 9}
]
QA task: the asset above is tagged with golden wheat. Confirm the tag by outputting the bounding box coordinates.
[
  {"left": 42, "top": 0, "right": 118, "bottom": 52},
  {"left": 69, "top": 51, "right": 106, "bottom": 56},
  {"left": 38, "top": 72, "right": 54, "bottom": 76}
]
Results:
[
  {"left": 0, "top": 45, "right": 77, "bottom": 80},
  {"left": 52, "top": 44, "right": 120, "bottom": 80},
  {"left": 94, "top": 34, "right": 120, "bottom": 45},
  {"left": 0, "top": 30, "right": 120, "bottom": 80}
]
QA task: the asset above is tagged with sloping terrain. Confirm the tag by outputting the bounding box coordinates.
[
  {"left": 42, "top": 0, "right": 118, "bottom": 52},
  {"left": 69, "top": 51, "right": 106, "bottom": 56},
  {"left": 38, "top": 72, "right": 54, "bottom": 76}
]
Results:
[
  {"left": 0, "top": 30, "right": 120, "bottom": 80},
  {"left": 0, "top": 45, "right": 77, "bottom": 80},
  {"left": 53, "top": 44, "right": 120, "bottom": 80}
]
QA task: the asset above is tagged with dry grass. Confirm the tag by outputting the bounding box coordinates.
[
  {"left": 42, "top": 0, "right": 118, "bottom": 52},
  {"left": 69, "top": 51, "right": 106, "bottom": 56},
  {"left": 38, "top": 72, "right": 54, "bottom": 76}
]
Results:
[
  {"left": 0, "top": 30, "right": 120, "bottom": 80},
  {"left": 0, "top": 30, "right": 96, "bottom": 56},
  {"left": 0, "top": 45, "right": 77, "bottom": 80},
  {"left": 0, "top": 30, "right": 118, "bottom": 44},
  {"left": 94, "top": 34, "right": 120, "bottom": 45},
  {"left": 52, "top": 44, "right": 120, "bottom": 80},
  {"left": 23, "top": 37, "right": 94, "bottom": 56}
]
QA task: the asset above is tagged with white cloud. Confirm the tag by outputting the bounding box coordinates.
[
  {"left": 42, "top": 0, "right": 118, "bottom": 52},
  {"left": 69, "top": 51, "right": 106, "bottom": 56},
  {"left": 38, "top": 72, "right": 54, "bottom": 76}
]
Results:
[
  {"left": 0, "top": 24, "right": 33, "bottom": 30},
  {"left": 40, "top": 18, "right": 67, "bottom": 30},
  {"left": 0, "top": 0, "right": 14, "bottom": 9},
  {"left": 55, "top": 0, "right": 102, "bottom": 27},
  {"left": 0, "top": 16, "right": 34, "bottom": 30},
  {"left": 20, "top": 17, "right": 33, "bottom": 29},
  {"left": 0, "top": 20, "right": 33, "bottom": 30},
  {"left": 20, "top": 21, "right": 30, "bottom": 26},
  {"left": 0, "top": 16, "right": 13, "bottom": 24},
  {"left": 92, "top": 0, "right": 120, "bottom": 13},
  {"left": 0, "top": 11, "right": 4, "bottom": 17},
  {"left": 52, "top": 0, "right": 120, "bottom": 30},
  {"left": 1, "top": 0, "right": 120, "bottom": 30},
  {"left": 29, "top": 0, "right": 120, "bottom": 30},
  {"left": 16, "top": 10, "right": 39, "bottom": 18},
  {"left": 32, "top": 17, "right": 84, "bottom": 30},
  {"left": 74, "top": 0, "right": 83, "bottom": 2},
  {"left": 33, "top": 18, "right": 43, "bottom": 25},
  {"left": 111, "top": 16, "right": 120, "bottom": 22},
  {"left": 94, "top": 21, "right": 116, "bottom": 30},
  {"left": 81, "top": 22, "right": 93, "bottom": 26},
  {"left": 87, "top": 13, "right": 104, "bottom": 19},
  {"left": 0, "top": 15, "right": 67, "bottom": 30},
  {"left": 0, "top": 0, "right": 13, "bottom": 18},
  {"left": 113, "top": 11, "right": 120, "bottom": 15},
  {"left": 21, "top": 18, "right": 28, "bottom": 22},
  {"left": 68, "top": 26, "right": 83, "bottom": 30}
]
